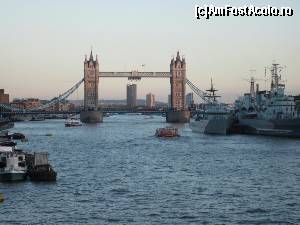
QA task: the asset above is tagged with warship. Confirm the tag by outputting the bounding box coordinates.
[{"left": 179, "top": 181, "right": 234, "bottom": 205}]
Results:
[
  {"left": 190, "top": 79, "right": 233, "bottom": 135},
  {"left": 234, "top": 63, "right": 300, "bottom": 137}
]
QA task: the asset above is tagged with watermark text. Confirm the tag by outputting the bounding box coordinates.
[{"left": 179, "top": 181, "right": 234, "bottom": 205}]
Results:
[{"left": 195, "top": 5, "right": 294, "bottom": 20}]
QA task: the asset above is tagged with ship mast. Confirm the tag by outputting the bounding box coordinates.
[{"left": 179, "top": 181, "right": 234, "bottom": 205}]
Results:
[
  {"left": 205, "top": 78, "right": 220, "bottom": 103},
  {"left": 269, "top": 62, "right": 285, "bottom": 94}
]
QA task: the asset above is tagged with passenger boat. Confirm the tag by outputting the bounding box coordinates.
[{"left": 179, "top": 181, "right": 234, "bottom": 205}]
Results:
[
  {"left": 155, "top": 127, "right": 180, "bottom": 137},
  {"left": 65, "top": 118, "right": 82, "bottom": 127},
  {"left": 0, "top": 147, "right": 27, "bottom": 182}
]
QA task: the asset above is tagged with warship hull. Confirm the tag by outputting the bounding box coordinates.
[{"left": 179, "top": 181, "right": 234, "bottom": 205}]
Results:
[
  {"left": 237, "top": 118, "right": 300, "bottom": 138},
  {"left": 190, "top": 117, "right": 233, "bottom": 135}
]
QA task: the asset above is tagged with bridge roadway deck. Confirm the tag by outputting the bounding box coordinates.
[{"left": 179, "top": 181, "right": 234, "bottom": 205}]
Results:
[
  {"left": 0, "top": 109, "right": 167, "bottom": 115},
  {"left": 99, "top": 72, "right": 171, "bottom": 78}
]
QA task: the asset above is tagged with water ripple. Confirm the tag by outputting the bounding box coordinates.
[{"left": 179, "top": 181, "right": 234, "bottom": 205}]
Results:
[{"left": 1, "top": 115, "right": 300, "bottom": 224}]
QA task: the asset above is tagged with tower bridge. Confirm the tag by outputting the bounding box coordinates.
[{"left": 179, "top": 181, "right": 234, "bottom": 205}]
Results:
[
  {"left": 1, "top": 50, "right": 211, "bottom": 123},
  {"left": 81, "top": 50, "right": 189, "bottom": 123}
]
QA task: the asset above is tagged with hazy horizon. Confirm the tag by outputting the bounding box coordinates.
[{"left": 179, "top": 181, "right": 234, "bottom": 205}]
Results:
[{"left": 1, "top": 0, "right": 299, "bottom": 103}]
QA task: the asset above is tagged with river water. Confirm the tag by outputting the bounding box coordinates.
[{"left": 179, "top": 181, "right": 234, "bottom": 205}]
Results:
[{"left": 1, "top": 115, "right": 300, "bottom": 225}]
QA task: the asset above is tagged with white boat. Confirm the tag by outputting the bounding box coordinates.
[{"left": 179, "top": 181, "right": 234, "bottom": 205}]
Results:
[
  {"left": 190, "top": 79, "right": 233, "bottom": 135},
  {"left": 65, "top": 118, "right": 82, "bottom": 127},
  {"left": 0, "top": 147, "right": 27, "bottom": 182}
]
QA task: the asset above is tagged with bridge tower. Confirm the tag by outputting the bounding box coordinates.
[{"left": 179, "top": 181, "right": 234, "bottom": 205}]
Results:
[
  {"left": 80, "top": 50, "right": 103, "bottom": 123},
  {"left": 166, "top": 51, "right": 190, "bottom": 123}
]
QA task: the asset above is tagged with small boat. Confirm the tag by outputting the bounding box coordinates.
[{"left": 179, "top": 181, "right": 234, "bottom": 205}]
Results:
[
  {"left": 0, "top": 148, "right": 27, "bottom": 182},
  {"left": 30, "top": 116, "right": 45, "bottom": 121},
  {"left": 0, "top": 118, "right": 14, "bottom": 131},
  {"left": 65, "top": 118, "right": 82, "bottom": 127},
  {"left": 155, "top": 127, "right": 180, "bottom": 138},
  {"left": 0, "top": 131, "right": 12, "bottom": 140},
  {"left": 12, "top": 133, "right": 26, "bottom": 140},
  {"left": 0, "top": 141, "right": 17, "bottom": 147}
]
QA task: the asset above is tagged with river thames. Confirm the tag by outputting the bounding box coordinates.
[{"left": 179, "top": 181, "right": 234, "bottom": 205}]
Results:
[{"left": 1, "top": 115, "right": 300, "bottom": 224}]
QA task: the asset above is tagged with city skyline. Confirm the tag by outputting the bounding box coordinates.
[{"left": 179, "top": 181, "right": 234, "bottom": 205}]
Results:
[{"left": 0, "top": 0, "right": 299, "bottom": 103}]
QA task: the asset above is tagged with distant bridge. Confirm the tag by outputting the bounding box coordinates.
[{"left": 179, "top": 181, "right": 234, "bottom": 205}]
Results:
[
  {"left": 0, "top": 108, "right": 167, "bottom": 116},
  {"left": 0, "top": 77, "right": 207, "bottom": 115},
  {"left": 0, "top": 51, "right": 213, "bottom": 117}
]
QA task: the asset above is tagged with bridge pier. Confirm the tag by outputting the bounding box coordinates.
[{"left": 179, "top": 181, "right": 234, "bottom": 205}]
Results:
[
  {"left": 166, "top": 110, "right": 190, "bottom": 123},
  {"left": 80, "top": 110, "right": 103, "bottom": 123}
]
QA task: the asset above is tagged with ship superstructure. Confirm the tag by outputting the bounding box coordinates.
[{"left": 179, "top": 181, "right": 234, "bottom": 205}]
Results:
[{"left": 235, "top": 63, "right": 300, "bottom": 137}]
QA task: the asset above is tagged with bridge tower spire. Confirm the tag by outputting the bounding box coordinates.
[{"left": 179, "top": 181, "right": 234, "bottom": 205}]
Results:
[
  {"left": 84, "top": 50, "right": 99, "bottom": 109},
  {"left": 167, "top": 51, "right": 190, "bottom": 123},
  {"left": 170, "top": 51, "right": 186, "bottom": 110},
  {"left": 81, "top": 50, "right": 102, "bottom": 123}
]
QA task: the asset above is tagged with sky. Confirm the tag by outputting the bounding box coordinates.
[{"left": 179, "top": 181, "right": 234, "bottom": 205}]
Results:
[{"left": 0, "top": 0, "right": 299, "bottom": 103}]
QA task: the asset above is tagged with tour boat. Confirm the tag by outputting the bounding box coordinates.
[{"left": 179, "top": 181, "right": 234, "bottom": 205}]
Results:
[
  {"left": 155, "top": 127, "right": 180, "bottom": 137},
  {"left": 65, "top": 118, "right": 82, "bottom": 127}
]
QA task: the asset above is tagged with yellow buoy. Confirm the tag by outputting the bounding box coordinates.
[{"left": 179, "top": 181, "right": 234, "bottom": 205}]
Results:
[{"left": 0, "top": 193, "right": 4, "bottom": 203}]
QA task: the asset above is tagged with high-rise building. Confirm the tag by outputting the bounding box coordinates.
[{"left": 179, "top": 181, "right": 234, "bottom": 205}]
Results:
[
  {"left": 127, "top": 84, "right": 137, "bottom": 107},
  {"left": 168, "top": 95, "right": 171, "bottom": 108},
  {"left": 146, "top": 93, "right": 155, "bottom": 108},
  {"left": 186, "top": 93, "right": 194, "bottom": 107},
  {"left": 0, "top": 89, "right": 9, "bottom": 104}
]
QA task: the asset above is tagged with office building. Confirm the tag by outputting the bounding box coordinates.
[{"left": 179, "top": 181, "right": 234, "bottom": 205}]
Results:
[
  {"left": 127, "top": 84, "right": 137, "bottom": 107},
  {"left": 0, "top": 89, "right": 9, "bottom": 104},
  {"left": 186, "top": 93, "right": 194, "bottom": 107},
  {"left": 146, "top": 93, "right": 155, "bottom": 108}
]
